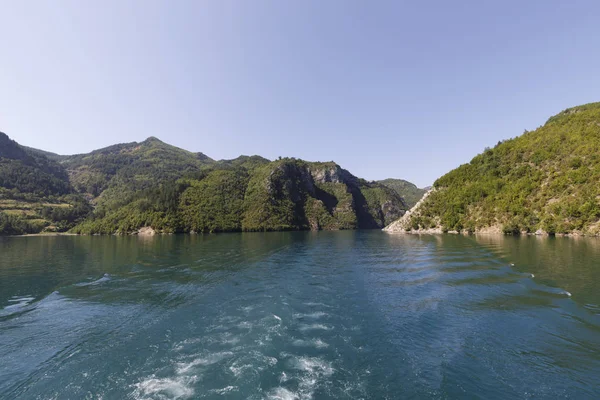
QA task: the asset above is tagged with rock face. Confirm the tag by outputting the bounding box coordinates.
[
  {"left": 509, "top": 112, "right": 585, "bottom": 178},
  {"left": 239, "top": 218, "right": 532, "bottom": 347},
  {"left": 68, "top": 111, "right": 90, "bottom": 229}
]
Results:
[
  {"left": 377, "top": 178, "right": 427, "bottom": 208},
  {"left": 383, "top": 189, "right": 436, "bottom": 233},
  {"left": 137, "top": 226, "right": 156, "bottom": 236},
  {"left": 243, "top": 160, "right": 407, "bottom": 231}
]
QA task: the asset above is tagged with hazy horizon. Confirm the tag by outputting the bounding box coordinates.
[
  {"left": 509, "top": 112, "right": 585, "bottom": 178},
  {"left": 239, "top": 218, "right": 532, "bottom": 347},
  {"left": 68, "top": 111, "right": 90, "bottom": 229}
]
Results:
[{"left": 2, "top": 1, "right": 599, "bottom": 187}]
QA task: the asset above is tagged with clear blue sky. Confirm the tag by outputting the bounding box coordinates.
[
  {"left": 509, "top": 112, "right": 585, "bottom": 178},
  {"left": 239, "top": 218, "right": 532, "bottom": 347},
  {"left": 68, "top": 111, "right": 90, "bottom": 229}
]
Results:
[{"left": 1, "top": 1, "right": 599, "bottom": 187}]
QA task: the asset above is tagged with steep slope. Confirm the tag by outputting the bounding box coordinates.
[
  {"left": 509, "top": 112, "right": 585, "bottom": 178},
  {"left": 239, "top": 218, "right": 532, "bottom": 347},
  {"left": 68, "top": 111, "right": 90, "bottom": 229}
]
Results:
[
  {"left": 385, "top": 102, "right": 600, "bottom": 235},
  {"left": 0, "top": 132, "right": 90, "bottom": 234},
  {"left": 377, "top": 178, "right": 427, "bottom": 208},
  {"left": 0, "top": 132, "right": 72, "bottom": 196},
  {"left": 73, "top": 159, "right": 407, "bottom": 234},
  {"left": 242, "top": 160, "right": 406, "bottom": 231}
]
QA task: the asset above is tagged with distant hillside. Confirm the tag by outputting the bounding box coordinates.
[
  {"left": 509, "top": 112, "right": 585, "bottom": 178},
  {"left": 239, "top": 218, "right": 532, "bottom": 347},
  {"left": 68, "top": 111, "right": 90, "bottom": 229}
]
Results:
[
  {"left": 0, "top": 132, "right": 72, "bottom": 196},
  {"left": 386, "top": 102, "right": 600, "bottom": 235},
  {"left": 73, "top": 158, "right": 406, "bottom": 234},
  {"left": 61, "top": 137, "right": 215, "bottom": 201},
  {"left": 216, "top": 155, "right": 271, "bottom": 170},
  {"left": 377, "top": 178, "right": 426, "bottom": 208},
  {"left": 0, "top": 132, "right": 90, "bottom": 234},
  {"left": 1, "top": 132, "right": 406, "bottom": 235}
]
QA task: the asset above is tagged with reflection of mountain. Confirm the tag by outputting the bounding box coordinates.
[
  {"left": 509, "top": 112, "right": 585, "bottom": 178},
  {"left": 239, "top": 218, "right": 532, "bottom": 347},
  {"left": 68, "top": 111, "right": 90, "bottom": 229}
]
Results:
[
  {"left": 473, "top": 235, "right": 600, "bottom": 305},
  {"left": 0, "top": 233, "right": 300, "bottom": 308}
]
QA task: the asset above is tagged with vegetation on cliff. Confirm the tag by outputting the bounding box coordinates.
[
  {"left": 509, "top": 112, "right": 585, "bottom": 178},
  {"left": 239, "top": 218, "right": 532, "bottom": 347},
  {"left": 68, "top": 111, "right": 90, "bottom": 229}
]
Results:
[
  {"left": 0, "top": 132, "right": 416, "bottom": 235},
  {"left": 71, "top": 159, "right": 407, "bottom": 234},
  {"left": 0, "top": 132, "right": 91, "bottom": 234},
  {"left": 377, "top": 178, "right": 427, "bottom": 208},
  {"left": 401, "top": 102, "right": 600, "bottom": 235}
]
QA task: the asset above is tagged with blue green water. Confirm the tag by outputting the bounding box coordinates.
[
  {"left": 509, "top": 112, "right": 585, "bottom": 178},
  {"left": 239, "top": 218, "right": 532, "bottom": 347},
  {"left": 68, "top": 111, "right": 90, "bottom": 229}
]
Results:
[{"left": 1, "top": 232, "right": 599, "bottom": 399}]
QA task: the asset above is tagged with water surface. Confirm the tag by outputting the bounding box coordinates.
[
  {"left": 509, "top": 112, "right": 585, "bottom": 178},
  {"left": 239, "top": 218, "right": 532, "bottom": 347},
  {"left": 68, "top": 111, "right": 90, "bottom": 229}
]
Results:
[{"left": 1, "top": 232, "right": 599, "bottom": 399}]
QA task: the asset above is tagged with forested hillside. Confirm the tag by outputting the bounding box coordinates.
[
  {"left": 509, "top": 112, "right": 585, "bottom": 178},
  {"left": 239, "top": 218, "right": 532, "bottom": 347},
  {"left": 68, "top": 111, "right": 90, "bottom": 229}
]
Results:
[
  {"left": 0, "top": 132, "right": 90, "bottom": 234},
  {"left": 1, "top": 133, "right": 411, "bottom": 235},
  {"left": 72, "top": 159, "right": 407, "bottom": 234},
  {"left": 61, "top": 137, "right": 215, "bottom": 200},
  {"left": 390, "top": 102, "right": 600, "bottom": 235},
  {"left": 377, "top": 178, "right": 426, "bottom": 208}
]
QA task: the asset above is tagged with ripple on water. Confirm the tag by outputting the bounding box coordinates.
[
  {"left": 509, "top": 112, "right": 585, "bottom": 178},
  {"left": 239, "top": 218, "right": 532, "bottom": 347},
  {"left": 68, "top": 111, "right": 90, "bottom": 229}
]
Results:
[
  {"left": 303, "top": 302, "right": 332, "bottom": 308},
  {"left": 266, "top": 355, "right": 336, "bottom": 400},
  {"left": 292, "top": 338, "right": 329, "bottom": 349},
  {"left": 1, "top": 296, "right": 36, "bottom": 316},
  {"left": 298, "top": 324, "right": 332, "bottom": 332},
  {"left": 209, "top": 385, "right": 238, "bottom": 395},
  {"left": 75, "top": 273, "right": 111, "bottom": 287},
  {"left": 176, "top": 351, "right": 234, "bottom": 374},
  {"left": 132, "top": 375, "right": 197, "bottom": 400},
  {"left": 266, "top": 387, "right": 299, "bottom": 400},
  {"left": 293, "top": 312, "right": 328, "bottom": 319}
]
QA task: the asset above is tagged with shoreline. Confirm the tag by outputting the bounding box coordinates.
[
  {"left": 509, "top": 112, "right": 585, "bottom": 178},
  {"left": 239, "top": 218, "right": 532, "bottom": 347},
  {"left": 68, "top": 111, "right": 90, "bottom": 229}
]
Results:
[
  {"left": 382, "top": 229, "right": 600, "bottom": 238},
  {"left": 3, "top": 229, "right": 600, "bottom": 239}
]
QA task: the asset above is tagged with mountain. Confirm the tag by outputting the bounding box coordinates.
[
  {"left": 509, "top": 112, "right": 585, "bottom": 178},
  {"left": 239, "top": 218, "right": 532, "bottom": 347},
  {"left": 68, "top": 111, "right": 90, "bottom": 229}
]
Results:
[
  {"left": 0, "top": 132, "right": 72, "bottom": 196},
  {"left": 377, "top": 178, "right": 427, "bottom": 208},
  {"left": 385, "top": 102, "right": 600, "bottom": 235},
  {"left": 0, "top": 132, "right": 90, "bottom": 234},
  {"left": 72, "top": 158, "right": 407, "bottom": 234},
  {"left": 60, "top": 136, "right": 215, "bottom": 201},
  {"left": 0, "top": 132, "right": 406, "bottom": 235}
]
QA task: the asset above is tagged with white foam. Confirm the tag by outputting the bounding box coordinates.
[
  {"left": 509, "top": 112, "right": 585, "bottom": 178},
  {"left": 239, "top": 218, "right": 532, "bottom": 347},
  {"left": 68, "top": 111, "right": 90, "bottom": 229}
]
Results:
[
  {"left": 1, "top": 296, "right": 37, "bottom": 315},
  {"left": 218, "top": 315, "right": 241, "bottom": 323},
  {"left": 279, "top": 372, "right": 289, "bottom": 383},
  {"left": 229, "top": 363, "right": 253, "bottom": 377},
  {"left": 77, "top": 273, "right": 111, "bottom": 287},
  {"left": 267, "top": 387, "right": 299, "bottom": 400},
  {"left": 237, "top": 321, "right": 253, "bottom": 329},
  {"left": 293, "top": 312, "right": 327, "bottom": 319},
  {"left": 299, "top": 323, "right": 332, "bottom": 332},
  {"left": 271, "top": 356, "right": 335, "bottom": 399},
  {"left": 2, "top": 302, "right": 29, "bottom": 311},
  {"left": 209, "top": 386, "right": 238, "bottom": 395},
  {"left": 304, "top": 302, "right": 332, "bottom": 308},
  {"left": 292, "top": 356, "right": 334, "bottom": 376},
  {"left": 221, "top": 336, "right": 241, "bottom": 345},
  {"left": 132, "top": 375, "right": 197, "bottom": 399},
  {"left": 176, "top": 351, "right": 233, "bottom": 374},
  {"left": 8, "top": 296, "right": 34, "bottom": 303},
  {"left": 292, "top": 339, "right": 329, "bottom": 349}
]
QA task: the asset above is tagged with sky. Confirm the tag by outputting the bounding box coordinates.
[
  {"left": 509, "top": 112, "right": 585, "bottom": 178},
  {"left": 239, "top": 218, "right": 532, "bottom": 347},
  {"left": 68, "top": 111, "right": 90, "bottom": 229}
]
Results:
[{"left": 1, "top": 1, "right": 599, "bottom": 187}]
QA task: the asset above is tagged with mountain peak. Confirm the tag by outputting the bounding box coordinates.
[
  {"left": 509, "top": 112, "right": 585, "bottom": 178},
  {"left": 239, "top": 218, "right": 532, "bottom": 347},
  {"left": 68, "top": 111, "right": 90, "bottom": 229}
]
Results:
[{"left": 143, "top": 136, "right": 163, "bottom": 144}]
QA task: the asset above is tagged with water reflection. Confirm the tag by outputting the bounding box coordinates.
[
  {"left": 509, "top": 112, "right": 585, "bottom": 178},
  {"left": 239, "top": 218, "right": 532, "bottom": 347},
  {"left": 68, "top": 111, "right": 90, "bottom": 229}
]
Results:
[
  {"left": 474, "top": 235, "right": 600, "bottom": 307},
  {"left": 1, "top": 232, "right": 600, "bottom": 398}
]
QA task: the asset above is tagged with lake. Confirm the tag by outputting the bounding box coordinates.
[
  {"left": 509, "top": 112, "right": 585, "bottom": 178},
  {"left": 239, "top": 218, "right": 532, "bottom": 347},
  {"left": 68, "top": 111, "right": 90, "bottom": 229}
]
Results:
[{"left": 1, "top": 232, "right": 599, "bottom": 399}]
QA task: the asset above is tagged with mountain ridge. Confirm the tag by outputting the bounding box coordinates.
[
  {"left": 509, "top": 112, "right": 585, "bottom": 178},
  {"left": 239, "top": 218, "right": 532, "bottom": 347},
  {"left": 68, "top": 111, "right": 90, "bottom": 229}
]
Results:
[
  {"left": 0, "top": 133, "right": 417, "bottom": 235},
  {"left": 377, "top": 178, "right": 427, "bottom": 208}
]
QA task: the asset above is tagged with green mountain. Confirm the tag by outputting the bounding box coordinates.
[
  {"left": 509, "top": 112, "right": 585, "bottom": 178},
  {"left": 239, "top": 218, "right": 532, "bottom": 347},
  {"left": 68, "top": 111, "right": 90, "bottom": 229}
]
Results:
[
  {"left": 1, "top": 133, "right": 406, "bottom": 235},
  {"left": 377, "top": 178, "right": 427, "bottom": 208},
  {"left": 387, "top": 102, "right": 600, "bottom": 235},
  {"left": 72, "top": 158, "right": 406, "bottom": 234},
  {"left": 61, "top": 137, "right": 215, "bottom": 201},
  {"left": 0, "top": 132, "right": 90, "bottom": 235},
  {"left": 0, "top": 132, "right": 71, "bottom": 196}
]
